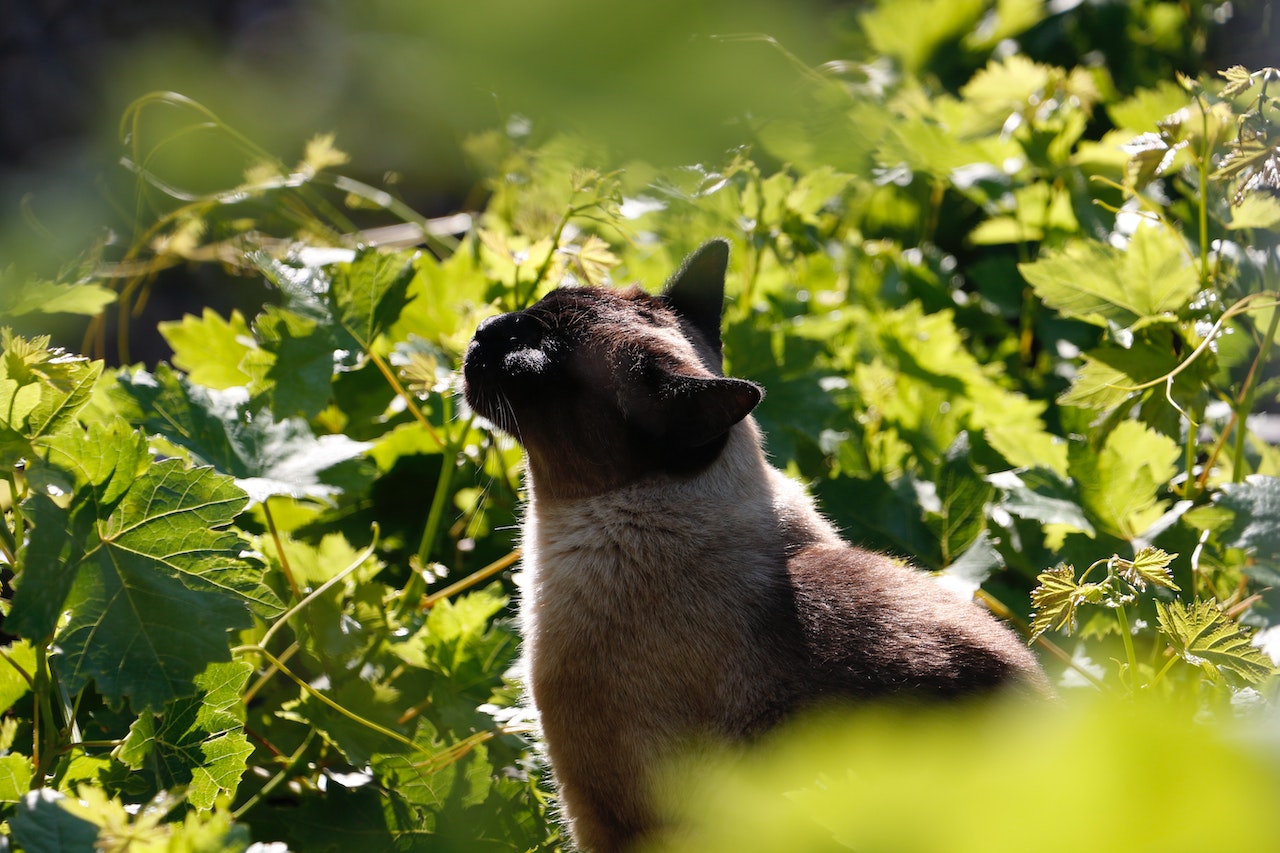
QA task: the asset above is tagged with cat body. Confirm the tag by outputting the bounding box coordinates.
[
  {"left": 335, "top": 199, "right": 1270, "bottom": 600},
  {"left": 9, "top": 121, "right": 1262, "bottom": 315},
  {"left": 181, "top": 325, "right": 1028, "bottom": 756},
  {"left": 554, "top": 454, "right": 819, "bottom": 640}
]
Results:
[{"left": 462, "top": 240, "right": 1047, "bottom": 852}]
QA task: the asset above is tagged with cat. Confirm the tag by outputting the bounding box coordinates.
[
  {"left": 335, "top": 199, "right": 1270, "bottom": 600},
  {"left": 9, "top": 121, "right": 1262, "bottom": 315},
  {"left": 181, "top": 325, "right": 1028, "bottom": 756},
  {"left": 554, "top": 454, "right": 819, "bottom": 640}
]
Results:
[{"left": 461, "top": 239, "right": 1049, "bottom": 852}]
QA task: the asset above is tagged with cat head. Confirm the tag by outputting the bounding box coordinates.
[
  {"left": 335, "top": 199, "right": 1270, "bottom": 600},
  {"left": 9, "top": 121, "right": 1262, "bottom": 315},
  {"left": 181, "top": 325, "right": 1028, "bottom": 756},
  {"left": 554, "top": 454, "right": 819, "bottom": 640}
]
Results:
[{"left": 462, "top": 239, "right": 762, "bottom": 499}]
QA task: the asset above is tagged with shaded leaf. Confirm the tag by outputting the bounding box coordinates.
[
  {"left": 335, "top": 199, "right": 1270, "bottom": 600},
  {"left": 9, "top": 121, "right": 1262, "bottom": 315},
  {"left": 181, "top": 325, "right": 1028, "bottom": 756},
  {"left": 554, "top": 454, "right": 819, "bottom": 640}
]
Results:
[
  {"left": 112, "top": 364, "right": 371, "bottom": 503},
  {"left": 923, "top": 436, "right": 993, "bottom": 564},
  {"left": 9, "top": 789, "right": 101, "bottom": 852},
  {"left": 988, "top": 467, "right": 1095, "bottom": 534},
  {"left": 1215, "top": 476, "right": 1280, "bottom": 563},
  {"left": 248, "top": 304, "right": 337, "bottom": 420}
]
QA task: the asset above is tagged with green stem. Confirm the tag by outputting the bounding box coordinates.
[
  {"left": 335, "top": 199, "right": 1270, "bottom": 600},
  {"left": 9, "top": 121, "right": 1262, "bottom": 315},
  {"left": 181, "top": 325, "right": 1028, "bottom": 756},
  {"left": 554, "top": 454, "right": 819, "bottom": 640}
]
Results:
[
  {"left": 401, "top": 403, "right": 475, "bottom": 620},
  {"left": 31, "top": 644, "right": 59, "bottom": 788},
  {"left": 1115, "top": 604, "right": 1140, "bottom": 691},
  {"left": 232, "top": 729, "right": 317, "bottom": 820},
  {"left": 1232, "top": 294, "right": 1280, "bottom": 482},
  {"left": 1196, "top": 95, "right": 1212, "bottom": 290},
  {"left": 1148, "top": 651, "right": 1181, "bottom": 689},
  {"left": 1182, "top": 396, "right": 1200, "bottom": 502}
]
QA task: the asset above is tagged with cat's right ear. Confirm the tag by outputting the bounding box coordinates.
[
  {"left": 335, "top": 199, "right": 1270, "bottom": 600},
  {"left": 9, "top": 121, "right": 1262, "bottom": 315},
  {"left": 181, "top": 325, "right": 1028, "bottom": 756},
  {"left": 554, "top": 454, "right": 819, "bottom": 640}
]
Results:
[{"left": 661, "top": 239, "right": 729, "bottom": 348}]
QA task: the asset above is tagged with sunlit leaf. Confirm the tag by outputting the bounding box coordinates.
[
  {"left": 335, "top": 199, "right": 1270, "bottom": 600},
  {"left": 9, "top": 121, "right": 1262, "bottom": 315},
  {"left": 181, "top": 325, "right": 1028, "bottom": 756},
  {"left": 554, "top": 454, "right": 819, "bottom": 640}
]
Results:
[
  {"left": 1119, "top": 547, "right": 1180, "bottom": 592},
  {"left": 0, "top": 273, "right": 116, "bottom": 319},
  {"left": 1019, "top": 224, "right": 1200, "bottom": 332},
  {"left": 158, "top": 308, "right": 254, "bottom": 390},
  {"left": 12, "top": 435, "right": 278, "bottom": 709},
  {"left": 117, "top": 661, "right": 253, "bottom": 809},
  {"left": 1029, "top": 563, "right": 1081, "bottom": 640},
  {"left": 1155, "top": 599, "right": 1277, "bottom": 685},
  {"left": 1070, "top": 420, "right": 1180, "bottom": 541}
]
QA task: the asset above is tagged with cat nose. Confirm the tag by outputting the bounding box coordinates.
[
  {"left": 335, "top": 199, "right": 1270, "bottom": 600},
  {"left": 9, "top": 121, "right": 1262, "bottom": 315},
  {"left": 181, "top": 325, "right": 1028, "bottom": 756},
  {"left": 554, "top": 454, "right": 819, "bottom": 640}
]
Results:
[{"left": 475, "top": 312, "right": 541, "bottom": 348}]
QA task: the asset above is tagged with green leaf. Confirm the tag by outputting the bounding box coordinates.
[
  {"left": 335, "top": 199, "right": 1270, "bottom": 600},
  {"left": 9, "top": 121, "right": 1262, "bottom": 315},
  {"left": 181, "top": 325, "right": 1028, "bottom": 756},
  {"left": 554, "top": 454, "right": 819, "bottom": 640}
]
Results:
[
  {"left": 1226, "top": 193, "right": 1280, "bottom": 231},
  {"left": 371, "top": 719, "right": 492, "bottom": 813},
  {"left": 0, "top": 640, "right": 38, "bottom": 712},
  {"left": 1018, "top": 225, "right": 1200, "bottom": 331},
  {"left": 923, "top": 437, "right": 993, "bottom": 565},
  {"left": 1069, "top": 420, "right": 1180, "bottom": 540},
  {"left": 157, "top": 308, "right": 254, "bottom": 390},
  {"left": 0, "top": 753, "right": 34, "bottom": 803},
  {"left": 12, "top": 447, "right": 276, "bottom": 709},
  {"left": 859, "top": 0, "right": 986, "bottom": 72},
  {"left": 249, "top": 305, "right": 337, "bottom": 420},
  {"left": 0, "top": 271, "right": 117, "bottom": 319},
  {"left": 112, "top": 364, "right": 371, "bottom": 503},
  {"left": 117, "top": 661, "right": 254, "bottom": 809},
  {"left": 1029, "top": 563, "right": 1081, "bottom": 640},
  {"left": 988, "top": 468, "right": 1095, "bottom": 535},
  {"left": 1119, "top": 547, "right": 1180, "bottom": 592},
  {"left": 1058, "top": 338, "right": 1184, "bottom": 412},
  {"left": 1215, "top": 476, "right": 1280, "bottom": 563},
  {"left": 393, "top": 583, "right": 512, "bottom": 679},
  {"left": 9, "top": 789, "right": 101, "bottom": 852},
  {"left": 0, "top": 331, "right": 102, "bottom": 466},
  {"left": 1155, "top": 599, "right": 1277, "bottom": 685},
  {"left": 10, "top": 420, "right": 152, "bottom": 640},
  {"left": 1106, "top": 80, "right": 1190, "bottom": 132},
  {"left": 331, "top": 248, "right": 417, "bottom": 349}
]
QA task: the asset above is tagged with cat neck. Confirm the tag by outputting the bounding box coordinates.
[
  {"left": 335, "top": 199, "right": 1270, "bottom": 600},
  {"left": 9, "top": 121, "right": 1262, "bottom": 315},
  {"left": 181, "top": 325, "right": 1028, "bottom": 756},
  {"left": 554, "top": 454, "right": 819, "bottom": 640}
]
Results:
[{"left": 524, "top": 418, "right": 841, "bottom": 561}]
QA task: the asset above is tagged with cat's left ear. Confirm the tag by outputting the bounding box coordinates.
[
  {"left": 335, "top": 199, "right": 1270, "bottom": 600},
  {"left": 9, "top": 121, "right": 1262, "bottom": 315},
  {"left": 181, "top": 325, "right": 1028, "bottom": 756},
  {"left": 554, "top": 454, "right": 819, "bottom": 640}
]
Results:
[
  {"left": 623, "top": 370, "right": 762, "bottom": 448},
  {"left": 661, "top": 239, "right": 729, "bottom": 348}
]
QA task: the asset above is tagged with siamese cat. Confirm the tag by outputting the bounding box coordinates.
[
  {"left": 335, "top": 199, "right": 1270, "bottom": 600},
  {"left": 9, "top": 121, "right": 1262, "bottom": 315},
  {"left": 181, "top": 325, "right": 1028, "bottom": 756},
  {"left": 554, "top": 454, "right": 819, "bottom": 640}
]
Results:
[{"left": 461, "top": 239, "right": 1048, "bottom": 853}]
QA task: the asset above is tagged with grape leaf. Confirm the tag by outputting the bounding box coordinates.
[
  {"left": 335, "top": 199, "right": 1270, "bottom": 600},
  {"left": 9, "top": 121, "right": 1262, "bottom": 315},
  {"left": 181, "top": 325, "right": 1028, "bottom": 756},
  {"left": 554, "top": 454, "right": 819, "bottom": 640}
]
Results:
[
  {"left": 0, "top": 273, "right": 117, "bottom": 319},
  {"left": 10, "top": 420, "right": 152, "bottom": 639},
  {"left": 249, "top": 304, "right": 336, "bottom": 420},
  {"left": 0, "top": 754, "right": 34, "bottom": 804},
  {"left": 1018, "top": 225, "right": 1199, "bottom": 332},
  {"left": 12, "top": 448, "right": 277, "bottom": 710},
  {"left": 1058, "top": 339, "right": 1183, "bottom": 412},
  {"left": 112, "top": 364, "right": 371, "bottom": 503},
  {"left": 371, "top": 720, "right": 492, "bottom": 813},
  {"left": 988, "top": 467, "right": 1095, "bottom": 534},
  {"left": 923, "top": 437, "right": 993, "bottom": 565},
  {"left": 1155, "top": 599, "right": 1277, "bottom": 685},
  {"left": 1029, "top": 563, "right": 1081, "bottom": 640},
  {"left": 1069, "top": 420, "right": 1179, "bottom": 540},
  {"left": 1118, "top": 547, "right": 1180, "bottom": 592},
  {"left": 1215, "top": 476, "right": 1280, "bottom": 563},
  {"left": 9, "top": 789, "right": 101, "bottom": 852},
  {"left": 118, "top": 661, "right": 253, "bottom": 810},
  {"left": 157, "top": 308, "right": 254, "bottom": 390},
  {"left": 0, "top": 331, "right": 102, "bottom": 466},
  {"left": 331, "top": 248, "right": 417, "bottom": 349}
]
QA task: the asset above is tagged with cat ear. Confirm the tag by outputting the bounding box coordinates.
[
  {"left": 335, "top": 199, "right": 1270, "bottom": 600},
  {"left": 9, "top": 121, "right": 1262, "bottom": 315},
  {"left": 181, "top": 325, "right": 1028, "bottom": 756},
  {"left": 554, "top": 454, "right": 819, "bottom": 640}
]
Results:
[
  {"left": 661, "top": 239, "right": 729, "bottom": 347},
  {"left": 623, "top": 370, "right": 762, "bottom": 448}
]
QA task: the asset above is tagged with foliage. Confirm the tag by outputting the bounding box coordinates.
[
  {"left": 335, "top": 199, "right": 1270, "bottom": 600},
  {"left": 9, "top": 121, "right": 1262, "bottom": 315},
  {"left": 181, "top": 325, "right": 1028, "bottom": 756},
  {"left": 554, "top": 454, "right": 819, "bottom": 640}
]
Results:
[{"left": 2, "top": 1, "right": 1280, "bottom": 850}]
